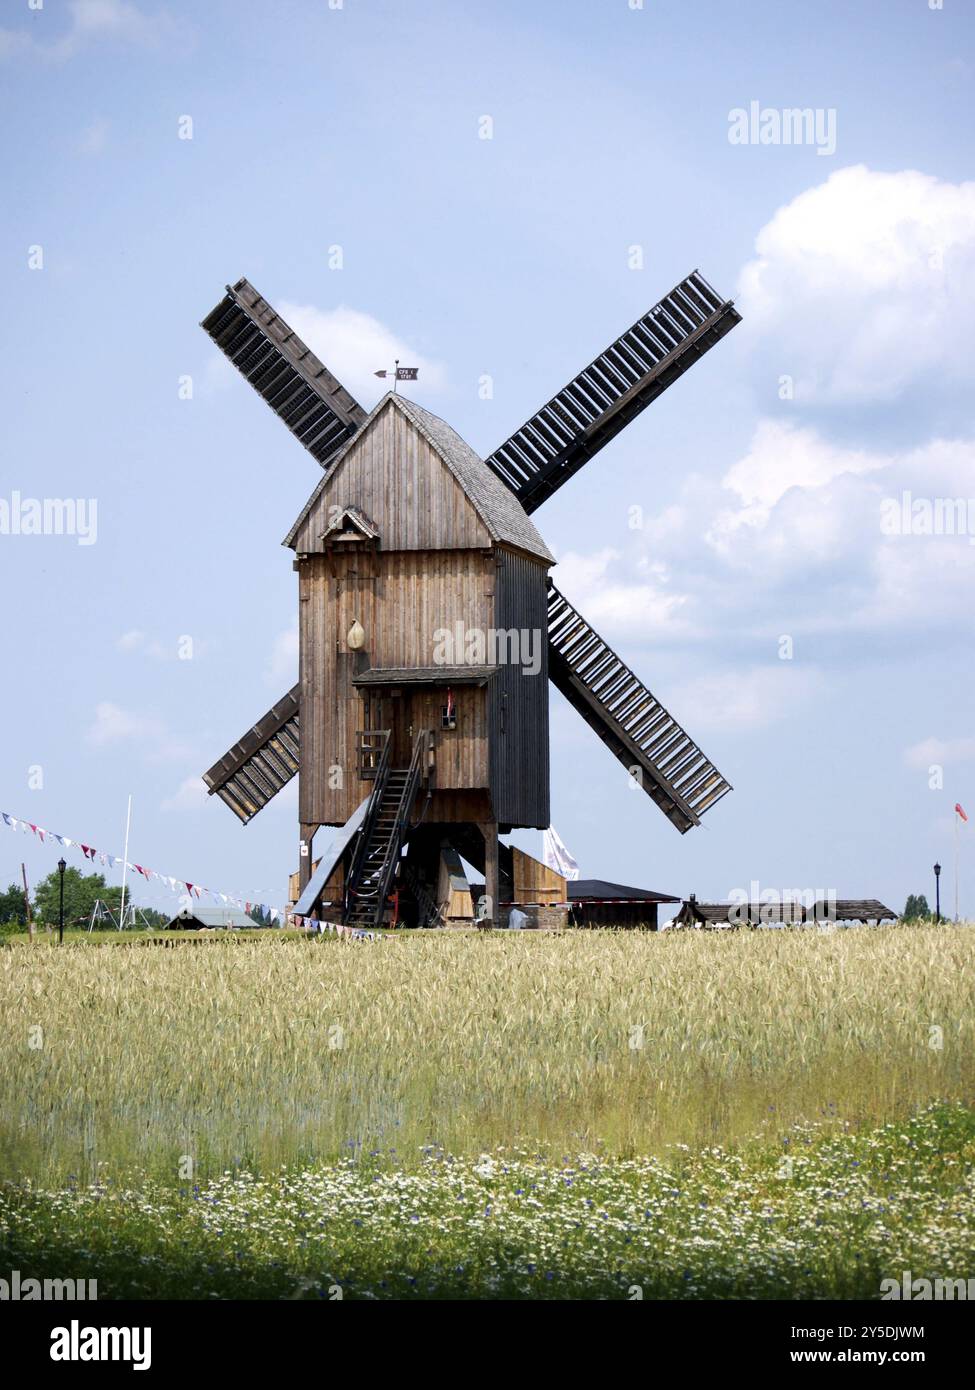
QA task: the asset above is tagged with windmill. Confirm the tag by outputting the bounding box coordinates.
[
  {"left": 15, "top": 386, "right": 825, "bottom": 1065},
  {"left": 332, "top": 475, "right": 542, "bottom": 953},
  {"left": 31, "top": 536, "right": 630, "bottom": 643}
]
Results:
[{"left": 200, "top": 272, "right": 740, "bottom": 928}]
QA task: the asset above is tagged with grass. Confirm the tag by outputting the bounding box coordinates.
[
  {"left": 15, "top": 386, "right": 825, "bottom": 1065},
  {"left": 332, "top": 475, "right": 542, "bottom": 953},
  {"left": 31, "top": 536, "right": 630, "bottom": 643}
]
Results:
[
  {"left": 1, "top": 1103, "right": 973, "bottom": 1299},
  {"left": 1, "top": 924, "right": 973, "bottom": 1298}
]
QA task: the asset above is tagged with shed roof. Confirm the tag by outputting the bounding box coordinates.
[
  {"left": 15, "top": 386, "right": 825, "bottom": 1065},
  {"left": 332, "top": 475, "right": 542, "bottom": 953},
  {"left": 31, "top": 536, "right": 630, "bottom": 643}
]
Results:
[
  {"left": 675, "top": 897, "right": 898, "bottom": 926},
  {"left": 166, "top": 907, "right": 255, "bottom": 929},
  {"left": 568, "top": 879, "right": 680, "bottom": 903},
  {"left": 352, "top": 666, "right": 497, "bottom": 687},
  {"left": 284, "top": 393, "right": 555, "bottom": 564}
]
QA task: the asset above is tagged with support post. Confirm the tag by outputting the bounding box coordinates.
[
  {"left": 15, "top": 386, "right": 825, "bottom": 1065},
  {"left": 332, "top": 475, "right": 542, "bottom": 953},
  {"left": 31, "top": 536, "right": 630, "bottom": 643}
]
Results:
[
  {"left": 479, "top": 820, "right": 499, "bottom": 929},
  {"left": 299, "top": 824, "right": 318, "bottom": 894}
]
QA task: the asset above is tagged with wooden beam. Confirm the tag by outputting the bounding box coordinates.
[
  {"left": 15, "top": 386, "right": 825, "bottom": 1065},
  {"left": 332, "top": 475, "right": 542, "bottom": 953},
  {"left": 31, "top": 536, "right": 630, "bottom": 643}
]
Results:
[
  {"left": 299, "top": 823, "right": 320, "bottom": 894},
  {"left": 479, "top": 821, "right": 499, "bottom": 928}
]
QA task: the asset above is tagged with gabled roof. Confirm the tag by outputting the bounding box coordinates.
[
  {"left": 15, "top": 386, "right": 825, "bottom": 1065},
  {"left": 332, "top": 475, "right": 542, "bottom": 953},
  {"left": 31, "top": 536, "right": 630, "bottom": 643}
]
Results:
[
  {"left": 568, "top": 879, "right": 680, "bottom": 903},
  {"left": 675, "top": 897, "right": 898, "bottom": 926},
  {"left": 166, "top": 907, "right": 255, "bottom": 929},
  {"left": 321, "top": 505, "right": 380, "bottom": 543},
  {"left": 284, "top": 393, "right": 555, "bottom": 564}
]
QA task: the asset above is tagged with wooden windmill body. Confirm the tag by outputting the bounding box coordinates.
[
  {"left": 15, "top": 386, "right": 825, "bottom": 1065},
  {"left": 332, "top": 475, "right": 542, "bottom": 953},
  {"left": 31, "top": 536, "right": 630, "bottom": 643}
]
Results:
[{"left": 201, "top": 273, "right": 741, "bottom": 927}]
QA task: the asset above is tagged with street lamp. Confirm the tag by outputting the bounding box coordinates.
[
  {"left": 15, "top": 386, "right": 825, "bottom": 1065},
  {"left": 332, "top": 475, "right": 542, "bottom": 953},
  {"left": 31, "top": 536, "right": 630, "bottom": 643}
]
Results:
[
  {"left": 57, "top": 857, "right": 66, "bottom": 945},
  {"left": 934, "top": 862, "right": 941, "bottom": 924}
]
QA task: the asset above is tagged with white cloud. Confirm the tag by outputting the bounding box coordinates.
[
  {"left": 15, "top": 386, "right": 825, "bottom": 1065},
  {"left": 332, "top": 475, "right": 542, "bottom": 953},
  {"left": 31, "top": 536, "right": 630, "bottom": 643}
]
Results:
[
  {"left": 553, "top": 547, "right": 691, "bottom": 638},
  {"left": 115, "top": 630, "right": 186, "bottom": 661},
  {"left": 669, "top": 665, "right": 826, "bottom": 732},
  {"left": 199, "top": 351, "right": 238, "bottom": 396},
  {"left": 738, "top": 165, "right": 975, "bottom": 403},
  {"left": 161, "top": 776, "right": 209, "bottom": 812},
  {"left": 278, "top": 302, "right": 446, "bottom": 406},
  {"left": 266, "top": 618, "right": 298, "bottom": 688},
  {"left": 87, "top": 701, "right": 164, "bottom": 746},
  {"left": 904, "top": 737, "right": 975, "bottom": 770},
  {"left": 712, "top": 420, "right": 889, "bottom": 533},
  {"left": 1, "top": 0, "right": 183, "bottom": 63},
  {"left": 78, "top": 117, "right": 110, "bottom": 155},
  {"left": 86, "top": 702, "right": 193, "bottom": 763},
  {"left": 558, "top": 422, "right": 975, "bottom": 654}
]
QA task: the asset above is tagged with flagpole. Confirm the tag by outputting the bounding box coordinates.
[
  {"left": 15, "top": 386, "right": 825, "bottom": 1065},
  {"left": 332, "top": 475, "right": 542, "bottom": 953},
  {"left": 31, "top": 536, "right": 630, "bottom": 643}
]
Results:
[
  {"left": 119, "top": 795, "right": 132, "bottom": 931},
  {"left": 955, "top": 808, "right": 960, "bottom": 923}
]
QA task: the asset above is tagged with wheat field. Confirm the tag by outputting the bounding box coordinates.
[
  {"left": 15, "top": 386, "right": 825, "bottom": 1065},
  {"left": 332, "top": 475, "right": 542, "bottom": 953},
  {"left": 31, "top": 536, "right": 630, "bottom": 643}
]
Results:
[{"left": 2, "top": 925, "right": 973, "bottom": 1183}]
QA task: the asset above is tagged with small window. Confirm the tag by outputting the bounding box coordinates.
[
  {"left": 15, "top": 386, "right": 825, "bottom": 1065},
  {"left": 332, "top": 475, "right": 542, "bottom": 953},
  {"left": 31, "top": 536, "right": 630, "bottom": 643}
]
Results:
[{"left": 441, "top": 705, "right": 457, "bottom": 731}]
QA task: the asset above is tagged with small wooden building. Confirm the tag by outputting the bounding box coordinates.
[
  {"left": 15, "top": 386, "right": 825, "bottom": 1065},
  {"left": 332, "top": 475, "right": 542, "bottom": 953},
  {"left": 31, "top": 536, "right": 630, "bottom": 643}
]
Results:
[
  {"left": 568, "top": 879, "right": 679, "bottom": 930},
  {"left": 674, "top": 895, "right": 897, "bottom": 928},
  {"left": 165, "top": 907, "right": 255, "bottom": 930}
]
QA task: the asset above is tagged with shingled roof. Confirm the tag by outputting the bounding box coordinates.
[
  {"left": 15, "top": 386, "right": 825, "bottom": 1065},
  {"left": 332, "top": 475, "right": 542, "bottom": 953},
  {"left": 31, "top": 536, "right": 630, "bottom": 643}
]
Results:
[
  {"left": 674, "top": 896, "right": 898, "bottom": 928},
  {"left": 283, "top": 393, "right": 554, "bottom": 564}
]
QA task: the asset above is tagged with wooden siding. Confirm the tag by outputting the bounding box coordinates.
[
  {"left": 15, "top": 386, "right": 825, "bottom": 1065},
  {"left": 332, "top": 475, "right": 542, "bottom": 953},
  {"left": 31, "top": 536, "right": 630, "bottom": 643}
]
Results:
[
  {"left": 292, "top": 405, "right": 494, "bottom": 555},
  {"left": 300, "top": 549, "right": 496, "bottom": 825},
  {"left": 490, "top": 547, "right": 551, "bottom": 828},
  {"left": 512, "top": 848, "right": 566, "bottom": 905}
]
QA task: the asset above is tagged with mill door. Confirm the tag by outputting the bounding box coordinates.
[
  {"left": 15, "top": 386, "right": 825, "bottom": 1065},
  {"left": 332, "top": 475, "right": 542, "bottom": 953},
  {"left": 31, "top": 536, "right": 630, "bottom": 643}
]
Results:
[{"left": 388, "top": 690, "right": 414, "bottom": 766}]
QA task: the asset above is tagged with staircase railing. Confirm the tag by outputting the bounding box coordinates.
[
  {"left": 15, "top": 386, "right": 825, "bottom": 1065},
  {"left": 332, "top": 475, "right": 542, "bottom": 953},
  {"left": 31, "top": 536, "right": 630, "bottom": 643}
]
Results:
[
  {"left": 366, "top": 729, "right": 428, "bottom": 926},
  {"left": 344, "top": 730, "right": 391, "bottom": 917}
]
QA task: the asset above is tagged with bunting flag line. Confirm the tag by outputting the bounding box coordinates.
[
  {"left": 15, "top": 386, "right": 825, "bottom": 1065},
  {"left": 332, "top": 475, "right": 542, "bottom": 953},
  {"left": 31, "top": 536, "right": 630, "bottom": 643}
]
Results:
[{"left": 0, "top": 807, "right": 293, "bottom": 924}]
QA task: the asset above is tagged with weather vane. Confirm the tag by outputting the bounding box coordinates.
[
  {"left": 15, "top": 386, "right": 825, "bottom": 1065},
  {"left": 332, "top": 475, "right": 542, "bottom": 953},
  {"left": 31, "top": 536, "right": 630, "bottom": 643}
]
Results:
[{"left": 373, "top": 358, "right": 419, "bottom": 394}]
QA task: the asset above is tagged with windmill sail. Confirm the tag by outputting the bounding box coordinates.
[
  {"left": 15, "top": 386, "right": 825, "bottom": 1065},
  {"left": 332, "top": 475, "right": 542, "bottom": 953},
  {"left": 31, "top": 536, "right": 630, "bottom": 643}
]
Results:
[
  {"left": 202, "top": 686, "right": 300, "bottom": 824},
  {"left": 201, "top": 279, "right": 367, "bottom": 466},
  {"left": 486, "top": 270, "right": 740, "bottom": 513},
  {"left": 547, "top": 583, "right": 731, "bottom": 834}
]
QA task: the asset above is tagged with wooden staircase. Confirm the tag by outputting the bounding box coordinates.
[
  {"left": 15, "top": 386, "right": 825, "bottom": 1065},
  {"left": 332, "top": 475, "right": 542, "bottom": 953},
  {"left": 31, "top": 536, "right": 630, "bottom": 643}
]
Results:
[{"left": 344, "top": 730, "right": 428, "bottom": 929}]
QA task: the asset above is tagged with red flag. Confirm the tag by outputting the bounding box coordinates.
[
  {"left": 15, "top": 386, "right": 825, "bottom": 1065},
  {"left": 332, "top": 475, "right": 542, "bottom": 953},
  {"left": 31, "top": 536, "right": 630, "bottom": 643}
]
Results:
[{"left": 956, "top": 803, "right": 969, "bottom": 822}]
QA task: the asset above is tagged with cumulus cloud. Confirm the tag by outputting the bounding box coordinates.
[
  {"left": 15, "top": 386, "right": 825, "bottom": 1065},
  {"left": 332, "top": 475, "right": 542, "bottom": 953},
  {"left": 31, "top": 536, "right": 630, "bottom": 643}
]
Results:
[
  {"left": 668, "top": 665, "right": 826, "bottom": 732},
  {"left": 904, "top": 737, "right": 975, "bottom": 771},
  {"left": 86, "top": 702, "right": 193, "bottom": 763},
  {"left": 87, "top": 701, "right": 164, "bottom": 746},
  {"left": 160, "top": 776, "right": 209, "bottom": 812},
  {"left": 553, "top": 547, "right": 691, "bottom": 639},
  {"left": 738, "top": 165, "right": 975, "bottom": 404},
  {"left": 555, "top": 421, "right": 975, "bottom": 653},
  {"left": 78, "top": 117, "right": 110, "bottom": 154},
  {"left": 266, "top": 618, "right": 298, "bottom": 688},
  {"left": 277, "top": 302, "right": 446, "bottom": 406},
  {"left": 115, "top": 630, "right": 190, "bottom": 661},
  {"left": 1, "top": 0, "right": 185, "bottom": 62},
  {"left": 709, "top": 420, "right": 889, "bottom": 539}
]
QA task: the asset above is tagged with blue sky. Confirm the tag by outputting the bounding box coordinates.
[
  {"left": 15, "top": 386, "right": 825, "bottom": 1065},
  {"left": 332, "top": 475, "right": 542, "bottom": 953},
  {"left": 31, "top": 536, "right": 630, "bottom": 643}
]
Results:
[{"left": 1, "top": 0, "right": 973, "bottom": 920}]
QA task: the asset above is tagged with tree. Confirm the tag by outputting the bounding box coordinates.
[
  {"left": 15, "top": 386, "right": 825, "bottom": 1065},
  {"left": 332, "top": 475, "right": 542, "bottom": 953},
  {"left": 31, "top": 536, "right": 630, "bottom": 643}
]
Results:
[
  {"left": 903, "top": 893, "right": 931, "bottom": 920},
  {"left": 33, "top": 867, "right": 126, "bottom": 928},
  {"left": 0, "top": 882, "right": 28, "bottom": 926}
]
